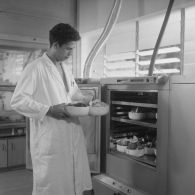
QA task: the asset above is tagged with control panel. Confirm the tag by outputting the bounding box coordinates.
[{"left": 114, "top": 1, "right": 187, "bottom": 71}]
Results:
[
  {"left": 100, "top": 76, "right": 158, "bottom": 85},
  {"left": 93, "top": 174, "right": 149, "bottom": 195}
]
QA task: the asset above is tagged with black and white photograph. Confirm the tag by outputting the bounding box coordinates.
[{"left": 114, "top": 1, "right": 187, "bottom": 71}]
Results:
[{"left": 0, "top": 0, "right": 195, "bottom": 195}]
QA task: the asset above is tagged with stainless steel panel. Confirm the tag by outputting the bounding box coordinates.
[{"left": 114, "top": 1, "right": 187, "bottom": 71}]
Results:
[
  {"left": 106, "top": 154, "right": 156, "bottom": 194},
  {"left": 168, "top": 83, "right": 195, "bottom": 195},
  {"left": 92, "top": 174, "right": 149, "bottom": 195},
  {"left": 171, "top": 75, "right": 195, "bottom": 84},
  {"left": 105, "top": 82, "right": 170, "bottom": 91}
]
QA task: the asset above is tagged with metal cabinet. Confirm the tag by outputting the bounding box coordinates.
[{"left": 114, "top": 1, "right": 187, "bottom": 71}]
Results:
[
  {"left": 168, "top": 76, "right": 195, "bottom": 195},
  {"left": 8, "top": 137, "right": 25, "bottom": 167},
  {"left": 0, "top": 86, "right": 26, "bottom": 169},
  {"left": 0, "top": 139, "right": 7, "bottom": 168},
  {"left": 0, "top": 136, "right": 25, "bottom": 169}
]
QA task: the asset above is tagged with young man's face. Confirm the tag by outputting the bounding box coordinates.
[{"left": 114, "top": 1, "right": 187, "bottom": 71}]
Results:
[{"left": 55, "top": 41, "right": 75, "bottom": 62}]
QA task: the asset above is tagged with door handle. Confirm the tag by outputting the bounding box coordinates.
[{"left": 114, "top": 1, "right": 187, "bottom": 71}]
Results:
[
  {"left": 2, "top": 144, "right": 4, "bottom": 151},
  {"left": 2, "top": 144, "right": 7, "bottom": 151},
  {"left": 11, "top": 143, "right": 14, "bottom": 151},
  {"left": 4, "top": 144, "right": 7, "bottom": 151}
]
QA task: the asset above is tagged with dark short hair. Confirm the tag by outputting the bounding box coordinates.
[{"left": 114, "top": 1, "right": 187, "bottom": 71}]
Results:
[{"left": 49, "top": 23, "right": 81, "bottom": 47}]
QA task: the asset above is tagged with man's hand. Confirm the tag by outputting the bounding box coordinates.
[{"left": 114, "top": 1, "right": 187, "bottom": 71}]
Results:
[
  {"left": 157, "top": 74, "right": 169, "bottom": 84},
  {"left": 89, "top": 99, "right": 101, "bottom": 106},
  {"left": 82, "top": 95, "right": 93, "bottom": 105},
  {"left": 47, "top": 103, "right": 71, "bottom": 120}
]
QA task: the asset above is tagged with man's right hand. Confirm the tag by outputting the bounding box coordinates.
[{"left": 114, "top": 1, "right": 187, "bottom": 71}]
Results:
[{"left": 46, "top": 103, "right": 71, "bottom": 120}]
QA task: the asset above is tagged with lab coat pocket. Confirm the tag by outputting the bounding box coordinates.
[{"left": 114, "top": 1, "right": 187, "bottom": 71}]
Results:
[{"left": 38, "top": 120, "right": 58, "bottom": 155}]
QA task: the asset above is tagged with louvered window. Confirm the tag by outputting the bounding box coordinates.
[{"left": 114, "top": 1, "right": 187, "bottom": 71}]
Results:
[
  {"left": 138, "top": 10, "right": 181, "bottom": 76},
  {"left": 81, "top": 9, "right": 184, "bottom": 78}
]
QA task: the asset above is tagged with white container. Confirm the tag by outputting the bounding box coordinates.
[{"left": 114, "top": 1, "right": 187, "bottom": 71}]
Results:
[
  {"left": 8, "top": 113, "right": 24, "bottom": 122},
  {"left": 154, "top": 148, "right": 157, "bottom": 156},
  {"left": 116, "top": 144, "right": 127, "bottom": 153},
  {"left": 128, "top": 112, "right": 146, "bottom": 120},
  {"left": 125, "top": 148, "right": 145, "bottom": 157},
  {"left": 17, "top": 129, "right": 24, "bottom": 135},
  {"left": 89, "top": 104, "right": 109, "bottom": 116},
  {"left": 65, "top": 105, "right": 89, "bottom": 116},
  {"left": 144, "top": 147, "right": 155, "bottom": 155},
  {"left": 2, "top": 92, "right": 13, "bottom": 111}
]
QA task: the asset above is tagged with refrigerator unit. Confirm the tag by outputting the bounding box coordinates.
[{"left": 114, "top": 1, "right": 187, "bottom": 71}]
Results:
[{"left": 93, "top": 76, "right": 170, "bottom": 195}]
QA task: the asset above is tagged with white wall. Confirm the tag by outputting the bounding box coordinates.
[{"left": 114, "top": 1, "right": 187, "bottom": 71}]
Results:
[
  {"left": 78, "top": 0, "right": 195, "bottom": 33},
  {"left": 0, "top": 0, "right": 76, "bottom": 47}
]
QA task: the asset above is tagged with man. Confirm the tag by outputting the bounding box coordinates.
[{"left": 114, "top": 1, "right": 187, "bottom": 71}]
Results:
[{"left": 11, "top": 23, "right": 93, "bottom": 195}]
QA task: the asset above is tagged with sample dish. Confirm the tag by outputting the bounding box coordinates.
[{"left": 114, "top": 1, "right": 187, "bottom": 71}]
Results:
[
  {"left": 89, "top": 103, "right": 109, "bottom": 116},
  {"left": 128, "top": 112, "right": 146, "bottom": 120},
  {"left": 66, "top": 104, "right": 89, "bottom": 116}
]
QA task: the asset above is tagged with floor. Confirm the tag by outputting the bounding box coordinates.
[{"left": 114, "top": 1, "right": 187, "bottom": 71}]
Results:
[{"left": 0, "top": 169, "right": 33, "bottom": 195}]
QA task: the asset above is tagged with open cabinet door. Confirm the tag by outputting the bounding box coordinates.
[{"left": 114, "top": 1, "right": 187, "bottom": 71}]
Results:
[{"left": 78, "top": 84, "right": 101, "bottom": 173}]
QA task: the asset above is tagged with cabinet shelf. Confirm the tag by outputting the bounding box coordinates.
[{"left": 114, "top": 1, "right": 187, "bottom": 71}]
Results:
[
  {"left": 0, "top": 110, "right": 17, "bottom": 114},
  {"left": 112, "top": 101, "right": 157, "bottom": 108},
  {"left": 110, "top": 150, "right": 156, "bottom": 168},
  {"left": 0, "top": 122, "right": 26, "bottom": 129},
  {"left": 0, "top": 134, "right": 25, "bottom": 138},
  {"left": 111, "top": 117, "right": 157, "bottom": 128}
]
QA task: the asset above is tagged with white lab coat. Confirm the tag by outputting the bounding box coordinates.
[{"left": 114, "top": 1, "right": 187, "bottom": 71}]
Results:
[{"left": 10, "top": 53, "right": 92, "bottom": 195}]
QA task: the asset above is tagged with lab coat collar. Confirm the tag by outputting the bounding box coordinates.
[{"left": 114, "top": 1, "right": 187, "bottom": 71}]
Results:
[
  {"left": 42, "top": 52, "right": 65, "bottom": 87},
  {"left": 42, "top": 52, "right": 56, "bottom": 68},
  {"left": 42, "top": 52, "right": 68, "bottom": 71}
]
